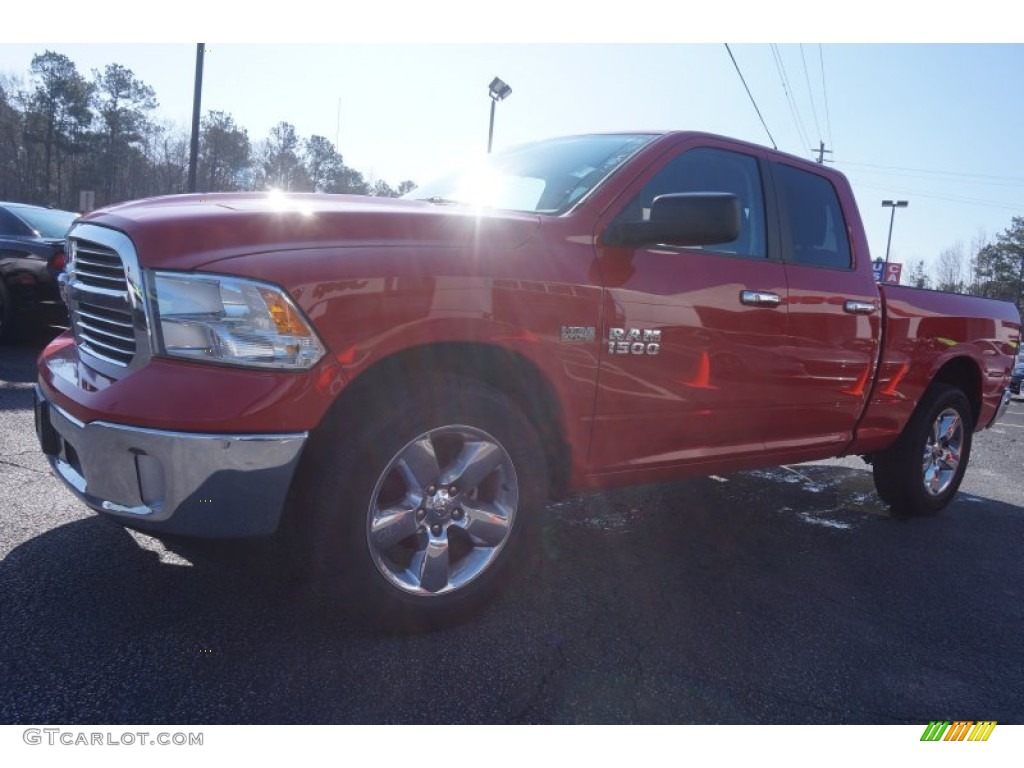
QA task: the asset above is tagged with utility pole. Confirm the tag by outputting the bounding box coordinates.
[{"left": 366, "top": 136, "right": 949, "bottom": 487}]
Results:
[
  {"left": 187, "top": 44, "right": 205, "bottom": 193},
  {"left": 815, "top": 141, "right": 832, "bottom": 164}
]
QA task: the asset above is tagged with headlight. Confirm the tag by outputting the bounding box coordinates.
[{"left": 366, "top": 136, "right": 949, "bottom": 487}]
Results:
[{"left": 152, "top": 271, "right": 325, "bottom": 370}]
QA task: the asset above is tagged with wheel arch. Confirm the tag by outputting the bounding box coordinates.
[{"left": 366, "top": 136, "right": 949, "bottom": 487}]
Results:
[
  {"left": 930, "top": 355, "right": 983, "bottom": 429},
  {"left": 313, "top": 341, "right": 572, "bottom": 501}
]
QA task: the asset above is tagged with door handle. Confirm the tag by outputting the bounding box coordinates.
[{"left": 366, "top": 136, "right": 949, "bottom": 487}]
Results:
[
  {"left": 740, "top": 290, "right": 782, "bottom": 307},
  {"left": 843, "top": 300, "right": 878, "bottom": 315}
]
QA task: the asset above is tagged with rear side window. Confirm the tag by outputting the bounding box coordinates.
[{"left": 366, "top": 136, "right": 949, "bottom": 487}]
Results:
[
  {"left": 614, "top": 147, "right": 767, "bottom": 258},
  {"left": 0, "top": 208, "right": 31, "bottom": 237},
  {"left": 775, "top": 164, "right": 851, "bottom": 269}
]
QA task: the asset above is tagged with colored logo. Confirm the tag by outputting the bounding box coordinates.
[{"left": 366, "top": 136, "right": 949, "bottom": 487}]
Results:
[{"left": 920, "top": 721, "right": 996, "bottom": 742}]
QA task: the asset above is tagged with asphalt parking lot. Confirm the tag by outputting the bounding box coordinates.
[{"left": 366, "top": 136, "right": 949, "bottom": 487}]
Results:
[{"left": 2, "top": 326, "right": 1023, "bottom": 724}]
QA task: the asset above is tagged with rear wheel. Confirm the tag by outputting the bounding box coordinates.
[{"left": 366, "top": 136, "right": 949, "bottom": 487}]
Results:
[
  {"left": 300, "top": 374, "right": 545, "bottom": 630},
  {"left": 872, "top": 383, "right": 973, "bottom": 517}
]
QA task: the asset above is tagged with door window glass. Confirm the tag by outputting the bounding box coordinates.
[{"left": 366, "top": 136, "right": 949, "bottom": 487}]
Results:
[
  {"left": 775, "top": 164, "right": 852, "bottom": 269},
  {"left": 614, "top": 147, "right": 767, "bottom": 258},
  {"left": 0, "top": 208, "right": 30, "bottom": 237}
]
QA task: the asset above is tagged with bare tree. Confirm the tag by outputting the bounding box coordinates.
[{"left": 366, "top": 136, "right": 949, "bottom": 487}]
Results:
[
  {"left": 909, "top": 259, "right": 930, "bottom": 289},
  {"left": 966, "top": 228, "right": 989, "bottom": 295},
  {"left": 148, "top": 121, "right": 190, "bottom": 196},
  {"left": 935, "top": 241, "right": 967, "bottom": 293}
]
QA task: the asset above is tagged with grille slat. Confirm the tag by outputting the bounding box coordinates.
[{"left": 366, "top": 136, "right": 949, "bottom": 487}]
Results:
[
  {"left": 77, "top": 272, "right": 127, "bottom": 288},
  {"left": 75, "top": 256, "right": 124, "bottom": 272},
  {"left": 69, "top": 238, "right": 138, "bottom": 367},
  {"left": 78, "top": 330, "right": 135, "bottom": 358},
  {"left": 73, "top": 242, "right": 128, "bottom": 292},
  {"left": 75, "top": 306, "right": 133, "bottom": 330},
  {"left": 75, "top": 317, "right": 136, "bottom": 350}
]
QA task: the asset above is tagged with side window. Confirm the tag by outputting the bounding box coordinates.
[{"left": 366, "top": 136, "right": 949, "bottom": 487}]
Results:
[
  {"left": 0, "top": 208, "right": 29, "bottom": 237},
  {"left": 775, "top": 164, "right": 852, "bottom": 269},
  {"left": 615, "top": 147, "right": 767, "bottom": 258}
]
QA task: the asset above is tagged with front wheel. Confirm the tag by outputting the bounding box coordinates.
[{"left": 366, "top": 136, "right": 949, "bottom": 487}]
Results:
[
  {"left": 300, "top": 374, "right": 545, "bottom": 630},
  {"left": 0, "top": 282, "right": 15, "bottom": 342},
  {"left": 872, "top": 383, "right": 973, "bottom": 517}
]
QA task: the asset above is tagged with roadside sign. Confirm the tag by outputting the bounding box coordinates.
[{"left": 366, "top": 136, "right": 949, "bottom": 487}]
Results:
[{"left": 873, "top": 260, "right": 902, "bottom": 284}]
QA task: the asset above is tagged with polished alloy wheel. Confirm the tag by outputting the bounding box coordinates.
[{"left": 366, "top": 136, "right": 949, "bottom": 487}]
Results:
[
  {"left": 921, "top": 406, "right": 963, "bottom": 496},
  {"left": 366, "top": 424, "right": 519, "bottom": 596}
]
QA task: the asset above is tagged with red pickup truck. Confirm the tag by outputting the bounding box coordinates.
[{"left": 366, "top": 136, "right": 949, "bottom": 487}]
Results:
[{"left": 35, "top": 131, "right": 1020, "bottom": 627}]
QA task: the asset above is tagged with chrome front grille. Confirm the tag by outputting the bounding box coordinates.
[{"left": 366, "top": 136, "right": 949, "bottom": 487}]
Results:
[
  {"left": 73, "top": 242, "right": 130, "bottom": 293},
  {"left": 67, "top": 231, "right": 147, "bottom": 371},
  {"left": 73, "top": 302, "right": 136, "bottom": 365}
]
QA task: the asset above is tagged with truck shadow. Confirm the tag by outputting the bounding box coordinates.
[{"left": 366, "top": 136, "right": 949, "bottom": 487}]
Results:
[{"left": 2, "top": 464, "right": 1023, "bottom": 724}]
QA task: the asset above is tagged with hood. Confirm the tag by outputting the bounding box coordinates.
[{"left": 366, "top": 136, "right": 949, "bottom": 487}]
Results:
[{"left": 74, "top": 192, "right": 543, "bottom": 270}]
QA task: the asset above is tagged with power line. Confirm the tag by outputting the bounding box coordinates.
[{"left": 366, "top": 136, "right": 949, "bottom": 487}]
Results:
[
  {"left": 841, "top": 160, "right": 1024, "bottom": 186},
  {"left": 770, "top": 44, "right": 812, "bottom": 155},
  {"left": 818, "top": 44, "right": 833, "bottom": 149},
  {"left": 724, "top": 43, "right": 777, "bottom": 150},
  {"left": 800, "top": 44, "right": 822, "bottom": 141},
  {"left": 852, "top": 181, "right": 1023, "bottom": 212}
]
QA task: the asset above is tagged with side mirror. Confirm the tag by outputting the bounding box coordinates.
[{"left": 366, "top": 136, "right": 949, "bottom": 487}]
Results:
[{"left": 608, "top": 192, "right": 741, "bottom": 247}]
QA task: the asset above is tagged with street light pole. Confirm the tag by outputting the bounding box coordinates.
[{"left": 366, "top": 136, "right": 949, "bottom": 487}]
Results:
[
  {"left": 882, "top": 199, "right": 908, "bottom": 264},
  {"left": 488, "top": 98, "right": 497, "bottom": 154},
  {"left": 487, "top": 77, "right": 512, "bottom": 153}
]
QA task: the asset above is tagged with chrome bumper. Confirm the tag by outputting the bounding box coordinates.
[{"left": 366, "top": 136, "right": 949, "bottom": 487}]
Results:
[{"left": 35, "top": 386, "right": 307, "bottom": 537}]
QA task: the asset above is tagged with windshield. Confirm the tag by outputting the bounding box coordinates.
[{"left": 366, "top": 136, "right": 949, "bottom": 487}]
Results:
[
  {"left": 10, "top": 205, "right": 79, "bottom": 239},
  {"left": 406, "top": 134, "right": 658, "bottom": 214}
]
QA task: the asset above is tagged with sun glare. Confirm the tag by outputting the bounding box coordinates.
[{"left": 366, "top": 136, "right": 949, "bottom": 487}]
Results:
[{"left": 266, "top": 188, "right": 313, "bottom": 217}]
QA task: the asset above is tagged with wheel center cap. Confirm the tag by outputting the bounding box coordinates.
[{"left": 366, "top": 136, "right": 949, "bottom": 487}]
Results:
[{"left": 425, "top": 488, "right": 454, "bottom": 521}]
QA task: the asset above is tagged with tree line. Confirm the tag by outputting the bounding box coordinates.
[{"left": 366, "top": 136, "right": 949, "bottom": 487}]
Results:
[
  {"left": 905, "top": 217, "right": 1024, "bottom": 316},
  {"left": 0, "top": 51, "right": 415, "bottom": 212}
]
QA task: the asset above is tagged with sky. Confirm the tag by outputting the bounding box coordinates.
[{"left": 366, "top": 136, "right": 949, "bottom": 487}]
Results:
[{"left": 3, "top": 4, "right": 1024, "bottom": 280}]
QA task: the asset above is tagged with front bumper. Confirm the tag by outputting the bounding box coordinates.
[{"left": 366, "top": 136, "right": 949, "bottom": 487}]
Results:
[{"left": 35, "top": 386, "right": 307, "bottom": 537}]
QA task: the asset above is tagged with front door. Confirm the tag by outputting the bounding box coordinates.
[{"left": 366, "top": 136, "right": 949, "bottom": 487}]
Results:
[{"left": 588, "top": 142, "right": 794, "bottom": 475}]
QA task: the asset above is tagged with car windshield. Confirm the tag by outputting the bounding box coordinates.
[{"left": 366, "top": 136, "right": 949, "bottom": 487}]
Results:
[
  {"left": 10, "top": 205, "right": 79, "bottom": 238},
  {"left": 405, "top": 134, "right": 658, "bottom": 214}
]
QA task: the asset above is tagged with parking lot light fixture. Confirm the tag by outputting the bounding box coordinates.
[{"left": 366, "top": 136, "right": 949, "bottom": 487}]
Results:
[
  {"left": 882, "top": 199, "right": 909, "bottom": 264},
  {"left": 487, "top": 77, "right": 512, "bottom": 154}
]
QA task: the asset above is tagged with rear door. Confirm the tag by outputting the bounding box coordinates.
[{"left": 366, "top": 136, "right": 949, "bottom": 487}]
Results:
[{"left": 768, "top": 161, "right": 882, "bottom": 452}]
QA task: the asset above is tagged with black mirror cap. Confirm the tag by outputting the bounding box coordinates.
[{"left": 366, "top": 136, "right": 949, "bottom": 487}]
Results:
[{"left": 610, "top": 192, "right": 741, "bottom": 248}]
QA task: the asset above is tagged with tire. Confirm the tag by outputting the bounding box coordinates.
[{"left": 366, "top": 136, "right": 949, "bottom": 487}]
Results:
[
  {"left": 0, "top": 282, "right": 14, "bottom": 343},
  {"left": 872, "top": 383, "right": 973, "bottom": 517},
  {"left": 298, "top": 373, "right": 545, "bottom": 630}
]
